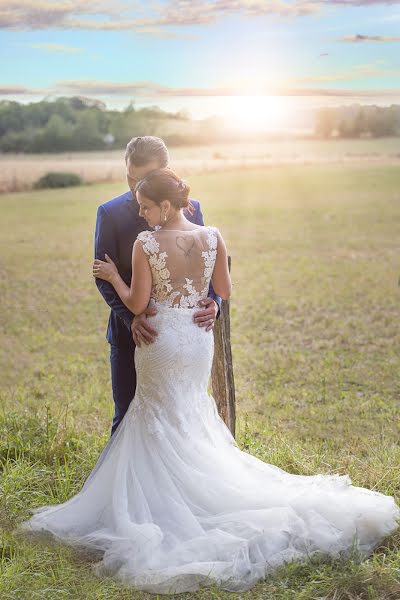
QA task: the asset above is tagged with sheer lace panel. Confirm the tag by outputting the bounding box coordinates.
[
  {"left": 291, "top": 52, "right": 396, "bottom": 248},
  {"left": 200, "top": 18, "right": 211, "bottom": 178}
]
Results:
[{"left": 137, "top": 226, "right": 218, "bottom": 308}]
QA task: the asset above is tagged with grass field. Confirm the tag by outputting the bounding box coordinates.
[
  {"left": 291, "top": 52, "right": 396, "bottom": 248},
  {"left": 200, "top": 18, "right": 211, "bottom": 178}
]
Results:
[
  {"left": 1, "top": 137, "right": 400, "bottom": 192},
  {"left": 1, "top": 164, "right": 400, "bottom": 599}
]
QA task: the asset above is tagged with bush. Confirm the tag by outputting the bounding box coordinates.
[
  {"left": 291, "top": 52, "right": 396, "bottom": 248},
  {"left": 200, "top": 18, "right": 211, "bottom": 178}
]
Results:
[{"left": 33, "top": 172, "right": 83, "bottom": 189}]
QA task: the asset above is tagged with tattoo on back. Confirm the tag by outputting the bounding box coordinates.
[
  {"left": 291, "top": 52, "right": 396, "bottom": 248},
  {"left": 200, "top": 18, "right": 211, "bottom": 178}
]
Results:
[{"left": 175, "top": 235, "right": 195, "bottom": 258}]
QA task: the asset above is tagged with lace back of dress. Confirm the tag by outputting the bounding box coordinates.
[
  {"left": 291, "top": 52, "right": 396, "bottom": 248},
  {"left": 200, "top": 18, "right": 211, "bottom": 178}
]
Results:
[{"left": 137, "top": 227, "right": 217, "bottom": 309}]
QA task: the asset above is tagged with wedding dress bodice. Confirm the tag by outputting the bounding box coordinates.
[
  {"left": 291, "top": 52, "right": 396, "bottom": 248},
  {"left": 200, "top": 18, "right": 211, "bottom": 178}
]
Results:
[{"left": 137, "top": 226, "right": 218, "bottom": 309}]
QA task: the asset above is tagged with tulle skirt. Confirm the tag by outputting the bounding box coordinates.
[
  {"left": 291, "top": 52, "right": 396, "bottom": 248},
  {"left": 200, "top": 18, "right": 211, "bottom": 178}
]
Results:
[{"left": 18, "top": 305, "right": 400, "bottom": 594}]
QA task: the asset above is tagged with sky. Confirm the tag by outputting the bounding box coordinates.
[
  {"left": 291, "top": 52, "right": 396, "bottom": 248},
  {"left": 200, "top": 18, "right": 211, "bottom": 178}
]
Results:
[{"left": 1, "top": 1, "right": 400, "bottom": 129}]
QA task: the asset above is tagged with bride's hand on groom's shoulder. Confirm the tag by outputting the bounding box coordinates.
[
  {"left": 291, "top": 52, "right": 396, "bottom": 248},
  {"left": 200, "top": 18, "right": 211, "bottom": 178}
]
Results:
[
  {"left": 92, "top": 254, "right": 118, "bottom": 283},
  {"left": 131, "top": 308, "right": 158, "bottom": 347}
]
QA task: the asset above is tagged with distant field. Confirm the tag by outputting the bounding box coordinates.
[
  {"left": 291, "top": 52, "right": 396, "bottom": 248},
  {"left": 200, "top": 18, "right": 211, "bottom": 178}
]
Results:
[
  {"left": 1, "top": 137, "right": 399, "bottom": 192},
  {"left": 1, "top": 164, "right": 400, "bottom": 599}
]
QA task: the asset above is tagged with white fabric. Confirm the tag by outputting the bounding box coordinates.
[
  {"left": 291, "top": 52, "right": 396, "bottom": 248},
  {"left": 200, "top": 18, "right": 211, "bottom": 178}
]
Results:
[
  {"left": 18, "top": 227, "right": 400, "bottom": 594},
  {"left": 137, "top": 227, "right": 218, "bottom": 309}
]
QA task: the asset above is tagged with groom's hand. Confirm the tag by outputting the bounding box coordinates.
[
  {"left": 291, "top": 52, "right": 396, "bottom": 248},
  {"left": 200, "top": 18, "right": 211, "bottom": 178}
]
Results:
[
  {"left": 193, "top": 298, "right": 218, "bottom": 332},
  {"left": 131, "top": 307, "right": 158, "bottom": 347}
]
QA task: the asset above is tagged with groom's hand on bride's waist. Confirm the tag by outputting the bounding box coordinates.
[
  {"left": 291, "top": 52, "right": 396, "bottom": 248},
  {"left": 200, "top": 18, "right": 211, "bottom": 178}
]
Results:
[
  {"left": 131, "top": 307, "right": 158, "bottom": 347},
  {"left": 193, "top": 298, "right": 218, "bottom": 332}
]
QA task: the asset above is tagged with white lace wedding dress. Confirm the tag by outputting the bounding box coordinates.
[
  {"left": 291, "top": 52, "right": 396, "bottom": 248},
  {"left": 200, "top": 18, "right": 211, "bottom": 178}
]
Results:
[{"left": 19, "top": 226, "right": 400, "bottom": 594}]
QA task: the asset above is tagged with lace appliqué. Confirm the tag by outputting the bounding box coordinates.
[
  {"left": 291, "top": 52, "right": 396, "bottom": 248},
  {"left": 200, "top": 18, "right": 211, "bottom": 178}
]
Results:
[
  {"left": 202, "top": 227, "right": 218, "bottom": 282},
  {"left": 137, "top": 231, "right": 177, "bottom": 304},
  {"left": 179, "top": 278, "right": 203, "bottom": 308},
  {"left": 137, "top": 228, "right": 218, "bottom": 309}
]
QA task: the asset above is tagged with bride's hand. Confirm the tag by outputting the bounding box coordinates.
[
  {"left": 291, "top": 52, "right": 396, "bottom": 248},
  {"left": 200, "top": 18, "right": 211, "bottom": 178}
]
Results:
[{"left": 93, "top": 254, "right": 118, "bottom": 282}]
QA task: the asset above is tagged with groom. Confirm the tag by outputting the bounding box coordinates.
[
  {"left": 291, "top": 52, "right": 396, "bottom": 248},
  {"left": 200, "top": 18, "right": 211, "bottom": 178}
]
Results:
[{"left": 94, "top": 136, "right": 221, "bottom": 435}]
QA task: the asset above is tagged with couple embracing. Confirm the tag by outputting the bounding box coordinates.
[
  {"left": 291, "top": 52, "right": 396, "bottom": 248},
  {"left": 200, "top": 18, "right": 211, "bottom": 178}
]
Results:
[{"left": 19, "top": 137, "right": 400, "bottom": 594}]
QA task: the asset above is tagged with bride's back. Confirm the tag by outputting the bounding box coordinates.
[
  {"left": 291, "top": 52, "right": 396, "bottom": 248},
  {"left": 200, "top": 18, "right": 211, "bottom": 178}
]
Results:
[{"left": 137, "top": 226, "right": 218, "bottom": 309}]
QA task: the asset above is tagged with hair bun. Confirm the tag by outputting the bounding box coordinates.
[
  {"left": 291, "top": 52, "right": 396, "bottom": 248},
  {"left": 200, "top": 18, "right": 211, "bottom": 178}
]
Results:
[{"left": 135, "top": 168, "right": 190, "bottom": 211}]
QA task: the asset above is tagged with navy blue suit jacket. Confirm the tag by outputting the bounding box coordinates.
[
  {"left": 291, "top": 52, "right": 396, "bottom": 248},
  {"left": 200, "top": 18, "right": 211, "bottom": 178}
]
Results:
[{"left": 95, "top": 190, "right": 221, "bottom": 346}]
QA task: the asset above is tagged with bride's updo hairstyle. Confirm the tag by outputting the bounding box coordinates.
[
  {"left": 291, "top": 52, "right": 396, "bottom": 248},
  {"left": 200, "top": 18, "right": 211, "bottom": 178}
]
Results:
[{"left": 135, "top": 168, "right": 192, "bottom": 212}]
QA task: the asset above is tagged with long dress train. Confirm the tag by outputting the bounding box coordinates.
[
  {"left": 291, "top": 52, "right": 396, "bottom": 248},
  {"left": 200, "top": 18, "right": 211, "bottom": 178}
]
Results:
[{"left": 18, "top": 227, "right": 400, "bottom": 594}]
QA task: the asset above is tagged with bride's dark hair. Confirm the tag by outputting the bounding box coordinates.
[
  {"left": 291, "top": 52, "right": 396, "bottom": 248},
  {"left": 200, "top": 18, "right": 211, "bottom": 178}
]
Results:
[{"left": 135, "top": 168, "right": 192, "bottom": 212}]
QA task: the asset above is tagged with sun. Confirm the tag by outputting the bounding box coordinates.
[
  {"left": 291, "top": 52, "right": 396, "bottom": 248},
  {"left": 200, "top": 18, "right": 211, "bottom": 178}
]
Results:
[{"left": 222, "top": 95, "right": 294, "bottom": 132}]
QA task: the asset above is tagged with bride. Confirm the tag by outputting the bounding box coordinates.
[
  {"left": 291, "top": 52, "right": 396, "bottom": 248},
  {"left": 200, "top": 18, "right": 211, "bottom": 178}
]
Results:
[{"left": 18, "top": 168, "right": 400, "bottom": 594}]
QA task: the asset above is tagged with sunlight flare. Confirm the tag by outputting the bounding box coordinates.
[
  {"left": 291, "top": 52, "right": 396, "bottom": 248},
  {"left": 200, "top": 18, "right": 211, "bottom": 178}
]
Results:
[{"left": 221, "top": 95, "right": 295, "bottom": 132}]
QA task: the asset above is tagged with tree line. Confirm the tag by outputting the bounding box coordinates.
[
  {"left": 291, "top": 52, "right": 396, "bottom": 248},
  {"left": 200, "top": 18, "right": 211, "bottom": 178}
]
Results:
[
  {"left": 0, "top": 97, "right": 195, "bottom": 153},
  {"left": 315, "top": 104, "right": 400, "bottom": 139},
  {"left": 1, "top": 98, "right": 399, "bottom": 153}
]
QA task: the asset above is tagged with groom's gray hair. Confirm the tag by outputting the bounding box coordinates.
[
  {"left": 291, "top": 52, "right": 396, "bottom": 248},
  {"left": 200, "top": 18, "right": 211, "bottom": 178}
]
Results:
[{"left": 125, "top": 136, "right": 169, "bottom": 167}]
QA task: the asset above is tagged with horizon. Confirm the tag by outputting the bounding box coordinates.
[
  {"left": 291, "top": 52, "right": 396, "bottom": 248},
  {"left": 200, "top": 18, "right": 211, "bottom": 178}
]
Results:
[{"left": 4, "top": 95, "right": 400, "bottom": 135}]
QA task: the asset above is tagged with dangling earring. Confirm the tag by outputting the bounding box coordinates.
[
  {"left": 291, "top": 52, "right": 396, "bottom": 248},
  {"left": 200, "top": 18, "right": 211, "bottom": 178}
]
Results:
[{"left": 163, "top": 213, "right": 167, "bottom": 222}]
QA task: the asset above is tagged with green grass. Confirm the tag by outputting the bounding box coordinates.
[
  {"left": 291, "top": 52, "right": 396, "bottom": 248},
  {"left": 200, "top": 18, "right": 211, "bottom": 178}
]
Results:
[{"left": 1, "top": 164, "right": 400, "bottom": 598}]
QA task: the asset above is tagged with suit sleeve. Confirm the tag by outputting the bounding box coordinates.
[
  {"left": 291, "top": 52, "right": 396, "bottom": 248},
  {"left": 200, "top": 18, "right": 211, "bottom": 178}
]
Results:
[
  {"left": 194, "top": 201, "right": 222, "bottom": 317},
  {"left": 94, "top": 205, "right": 134, "bottom": 331}
]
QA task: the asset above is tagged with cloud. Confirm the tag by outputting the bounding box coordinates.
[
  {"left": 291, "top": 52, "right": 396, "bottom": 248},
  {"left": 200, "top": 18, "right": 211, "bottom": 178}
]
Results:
[
  {"left": 27, "top": 79, "right": 400, "bottom": 100},
  {"left": 2, "top": 78, "right": 396, "bottom": 99},
  {"left": 340, "top": 34, "right": 400, "bottom": 42},
  {"left": 0, "top": 0, "right": 126, "bottom": 30},
  {"left": 55, "top": 80, "right": 235, "bottom": 96},
  {"left": 2, "top": 0, "right": 400, "bottom": 34},
  {"left": 323, "top": 0, "right": 400, "bottom": 5},
  {"left": 277, "top": 88, "right": 400, "bottom": 97},
  {"left": 0, "top": 0, "right": 321, "bottom": 33},
  {"left": 158, "top": 0, "right": 320, "bottom": 21},
  {"left": 0, "top": 85, "right": 44, "bottom": 94},
  {"left": 24, "top": 42, "right": 84, "bottom": 53},
  {"left": 295, "top": 62, "right": 400, "bottom": 82}
]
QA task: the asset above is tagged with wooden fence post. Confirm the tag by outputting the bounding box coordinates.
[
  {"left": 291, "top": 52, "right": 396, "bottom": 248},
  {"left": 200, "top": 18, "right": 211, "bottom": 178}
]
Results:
[{"left": 211, "top": 256, "right": 236, "bottom": 438}]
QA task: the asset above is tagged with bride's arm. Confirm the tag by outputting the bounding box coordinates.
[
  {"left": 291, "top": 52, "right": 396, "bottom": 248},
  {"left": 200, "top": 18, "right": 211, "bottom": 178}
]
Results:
[
  {"left": 211, "top": 229, "right": 232, "bottom": 300},
  {"left": 93, "top": 240, "right": 152, "bottom": 315}
]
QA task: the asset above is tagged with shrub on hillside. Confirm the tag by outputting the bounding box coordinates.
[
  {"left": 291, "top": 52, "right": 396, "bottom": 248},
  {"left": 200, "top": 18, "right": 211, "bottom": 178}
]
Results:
[{"left": 34, "top": 172, "right": 83, "bottom": 189}]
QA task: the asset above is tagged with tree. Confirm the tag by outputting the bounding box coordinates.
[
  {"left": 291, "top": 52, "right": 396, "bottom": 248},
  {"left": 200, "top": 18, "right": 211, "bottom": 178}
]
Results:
[
  {"left": 73, "top": 110, "right": 104, "bottom": 150},
  {"left": 35, "top": 114, "right": 73, "bottom": 151}
]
